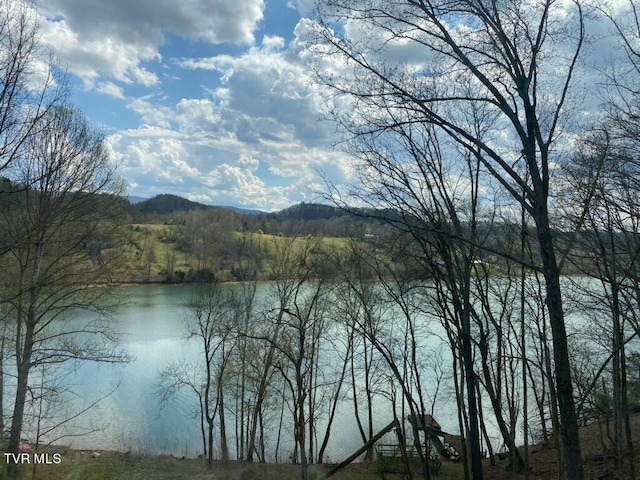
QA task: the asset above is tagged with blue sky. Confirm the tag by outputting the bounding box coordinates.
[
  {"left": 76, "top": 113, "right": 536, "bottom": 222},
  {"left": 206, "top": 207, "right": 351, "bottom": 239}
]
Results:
[
  {"left": 31, "top": 0, "right": 347, "bottom": 211},
  {"left": 27, "top": 0, "right": 635, "bottom": 212}
]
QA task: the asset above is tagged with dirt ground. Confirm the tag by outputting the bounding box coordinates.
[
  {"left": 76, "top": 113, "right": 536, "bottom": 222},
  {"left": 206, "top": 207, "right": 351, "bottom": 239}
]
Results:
[{"left": 485, "top": 415, "right": 640, "bottom": 480}]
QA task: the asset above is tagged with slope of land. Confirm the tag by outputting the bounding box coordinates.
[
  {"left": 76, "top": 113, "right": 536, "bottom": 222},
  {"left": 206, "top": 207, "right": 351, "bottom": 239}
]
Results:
[{"left": 7, "top": 415, "right": 640, "bottom": 480}]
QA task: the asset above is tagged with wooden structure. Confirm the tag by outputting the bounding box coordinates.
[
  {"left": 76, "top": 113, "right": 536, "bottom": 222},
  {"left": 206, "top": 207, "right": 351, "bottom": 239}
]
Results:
[
  {"left": 319, "top": 415, "right": 460, "bottom": 480},
  {"left": 407, "top": 414, "right": 441, "bottom": 433},
  {"left": 407, "top": 414, "right": 460, "bottom": 462},
  {"left": 319, "top": 419, "right": 412, "bottom": 480},
  {"left": 376, "top": 443, "right": 422, "bottom": 478}
]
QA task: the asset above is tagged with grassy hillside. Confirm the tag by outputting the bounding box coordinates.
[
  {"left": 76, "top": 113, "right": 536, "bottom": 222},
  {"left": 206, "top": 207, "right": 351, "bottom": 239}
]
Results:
[
  {"left": 111, "top": 223, "right": 361, "bottom": 284},
  {"left": 9, "top": 413, "right": 640, "bottom": 480},
  {"left": 103, "top": 195, "right": 390, "bottom": 284}
]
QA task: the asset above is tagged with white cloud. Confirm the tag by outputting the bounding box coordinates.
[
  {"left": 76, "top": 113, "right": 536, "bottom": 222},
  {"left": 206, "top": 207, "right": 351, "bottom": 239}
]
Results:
[
  {"left": 96, "top": 81, "right": 125, "bottom": 99},
  {"left": 176, "top": 55, "right": 235, "bottom": 71},
  {"left": 287, "top": 0, "right": 314, "bottom": 15},
  {"left": 261, "top": 35, "right": 286, "bottom": 52},
  {"left": 126, "top": 97, "right": 174, "bottom": 128},
  {"left": 110, "top": 125, "right": 333, "bottom": 209},
  {"left": 112, "top": 129, "right": 200, "bottom": 185},
  {"left": 25, "top": 1, "right": 363, "bottom": 209},
  {"left": 35, "top": 0, "right": 264, "bottom": 44},
  {"left": 180, "top": 30, "right": 334, "bottom": 147},
  {"left": 101, "top": 16, "right": 361, "bottom": 210},
  {"left": 24, "top": 0, "right": 640, "bottom": 213},
  {"left": 174, "top": 99, "right": 222, "bottom": 133},
  {"left": 33, "top": 0, "right": 264, "bottom": 88},
  {"left": 40, "top": 17, "right": 160, "bottom": 88}
]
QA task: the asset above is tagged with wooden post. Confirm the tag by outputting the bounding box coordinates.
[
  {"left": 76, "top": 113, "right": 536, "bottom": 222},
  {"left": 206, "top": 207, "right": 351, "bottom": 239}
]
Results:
[{"left": 319, "top": 419, "right": 399, "bottom": 480}]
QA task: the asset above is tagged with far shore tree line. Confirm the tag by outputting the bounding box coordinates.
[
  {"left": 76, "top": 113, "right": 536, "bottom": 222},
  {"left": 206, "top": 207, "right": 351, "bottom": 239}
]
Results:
[{"left": 1, "top": 1, "right": 640, "bottom": 480}]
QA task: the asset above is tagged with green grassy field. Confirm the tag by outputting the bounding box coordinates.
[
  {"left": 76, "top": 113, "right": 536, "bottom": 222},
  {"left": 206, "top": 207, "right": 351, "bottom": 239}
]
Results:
[
  {"left": 0, "top": 450, "right": 465, "bottom": 480},
  {"left": 114, "top": 224, "right": 361, "bottom": 284},
  {"left": 7, "top": 419, "right": 640, "bottom": 480}
]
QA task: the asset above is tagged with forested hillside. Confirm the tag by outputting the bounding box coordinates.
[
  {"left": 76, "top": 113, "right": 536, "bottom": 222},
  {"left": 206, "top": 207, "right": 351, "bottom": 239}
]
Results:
[{"left": 118, "top": 194, "right": 388, "bottom": 283}]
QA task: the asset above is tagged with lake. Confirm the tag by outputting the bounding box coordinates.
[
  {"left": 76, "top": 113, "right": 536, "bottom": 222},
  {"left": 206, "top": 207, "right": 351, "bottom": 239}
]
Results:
[{"left": 44, "top": 283, "right": 460, "bottom": 461}]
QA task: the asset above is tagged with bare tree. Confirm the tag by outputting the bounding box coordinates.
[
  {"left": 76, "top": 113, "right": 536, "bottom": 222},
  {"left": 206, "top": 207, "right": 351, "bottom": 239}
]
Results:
[
  {"left": 309, "top": 1, "right": 588, "bottom": 476},
  {"left": 330, "top": 246, "right": 385, "bottom": 463},
  {"left": 157, "top": 360, "right": 209, "bottom": 459},
  {"left": 0, "top": 0, "right": 62, "bottom": 178},
  {"left": 332, "top": 241, "right": 446, "bottom": 480},
  {"left": 159, "top": 283, "right": 257, "bottom": 464},
  {"left": 322, "top": 100, "right": 517, "bottom": 476},
  {"left": 316, "top": 312, "right": 353, "bottom": 464},
  {"left": 562, "top": 130, "right": 640, "bottom": 479},
  {"left": 227, "top": 281, "right": 258, "bottom": 461},
  {"left": 244, "top": 236, "right": 305, "bottom": 462},
  {"left": 248, "top": 237, "right": 334, "bottom": 479},
  {"left": 470, "top": 258, "right": 526, "bottom": 471},
  {"left": 601, "top": 0, "right": 640, "bottom": 144},
  {"left": 183, "top": 283, "right": 238, "bottom": 466},
  {"left": 26, "top": 362, "right": 120, "bottom": 479},
  {"left": 0, "top": 105, "right": 128, "bottom": 470}
]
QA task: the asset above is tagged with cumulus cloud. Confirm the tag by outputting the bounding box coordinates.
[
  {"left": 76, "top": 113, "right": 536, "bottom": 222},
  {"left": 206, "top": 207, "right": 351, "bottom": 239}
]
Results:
[
  {"left": 108, "top": 118, "right": 350, "bottom": 210},
  {"left": 24, "top": 0, "right": 640, "bottom": 213},
  {"left": 96, "top": 81, "right": 125, "bottom": 99},
  {"left": 102, "top": 14, "right": 361, "bottom": 210},
  {"left": 111, "top": 128, "right": 202, "bottom": 188},
  {"left": 34, "top": 0, "right": 264, "bottom": 88},
  {"left": 26, "top": 1, "right": 365, "bottom": 209},
  {"left": 287, "top": 0, "right": 314, "bottom": 15},
  {"left": 179, "top": 32, "right": 334, "bottom": 147},
  {"left": 36, "top": 0, "right": 264, "bottom": 44},
  {"left": 174, "top": 99, "right": 222, "bottom": 134}
]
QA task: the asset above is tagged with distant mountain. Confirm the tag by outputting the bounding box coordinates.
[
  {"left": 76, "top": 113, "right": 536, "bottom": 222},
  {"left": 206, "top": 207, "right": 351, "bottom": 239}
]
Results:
[
  {"left": 128, "top": 194, "right": 381, "bottom": 238},
  {"left": 133, "top": 194, "right": 209, "bottom": 215},
  {"left": 128, "top": 196, "right": 148, "bottom": 204},
  {"left": 274, "top": 202, "right": 346, "bottom": 221},
  {"left": 132, "top": 195, "right": 348, "bottom": 221},
  {"left": 224, "top": 205, "right": 265, "bottom": 216}
]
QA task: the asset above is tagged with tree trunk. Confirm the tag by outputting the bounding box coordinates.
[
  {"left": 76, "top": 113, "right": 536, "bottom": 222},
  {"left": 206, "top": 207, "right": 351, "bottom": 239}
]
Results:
[
  {"left": 219, "top": 383, "right": 229, "bottom": 461},
  {"left": 318, "top": 335, "right": 351, "bottom": 463},
  {"left": 7, "top": 314, "right": 35, "bottom": 479},
  {"left": 8, "top": 321, "right": 35, "bottom": 453},
  {"left": 533, "top": 207, "right": 584, "bottom": 480},
  {"left": 8, "top": 360, "right": 30, "bottom": 452},
  {"left": 476, "top": 381, "right": 495, "bottom": 466},
  {"left": 297, "top": 368, "right": 309, "bottom": 480},
  {"left": 247, "top": 313, "right": 283, "bottom": 461},
  {"left": 479, "top": 336, "right": 524, "bottom": 471},
  {"left": 199, "top": 396, "right": 207, "bottom": 458},
  {"left": 0, "top": 322, "right": 5, "bottom": 442},
  {"left": 208, "top": 419, "right": 214, "bottom": 468},
  {"left": 451, "top": 345, "right": 470, "bottom": 480},
  {"left": 461, "top": 305, "right": 484, "bottom": 479}
]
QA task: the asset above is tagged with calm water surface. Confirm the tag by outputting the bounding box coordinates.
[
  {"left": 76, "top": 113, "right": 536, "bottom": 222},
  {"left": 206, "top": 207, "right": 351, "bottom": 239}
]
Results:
[
  {"left": 58, "top": 278, "right": 612, "bottom": 459},
  {"left": 63, "top": 284, "right": 428, "bottom": 459},
  {"left": 69, "top": 285, "right": 202, "bottom": 454}
]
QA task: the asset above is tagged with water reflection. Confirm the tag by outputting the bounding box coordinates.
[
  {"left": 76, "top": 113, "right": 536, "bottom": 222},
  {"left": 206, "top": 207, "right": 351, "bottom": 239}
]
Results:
[{"left": 50, "top": 284, "right": 456, "bottom": 460}]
